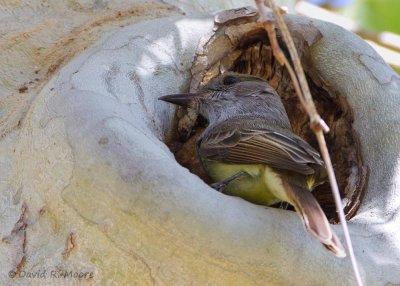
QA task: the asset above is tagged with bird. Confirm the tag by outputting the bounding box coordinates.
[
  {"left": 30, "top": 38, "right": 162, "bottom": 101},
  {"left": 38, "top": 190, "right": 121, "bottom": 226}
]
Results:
[{"left": 159, "top": 72, "right": 346, "bottom": 257}]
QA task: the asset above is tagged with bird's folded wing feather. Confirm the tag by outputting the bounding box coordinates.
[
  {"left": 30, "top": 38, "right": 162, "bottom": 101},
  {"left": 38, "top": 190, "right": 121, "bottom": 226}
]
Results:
[{"left": 198, "top": 127, "right": 324, "bottom": 175}]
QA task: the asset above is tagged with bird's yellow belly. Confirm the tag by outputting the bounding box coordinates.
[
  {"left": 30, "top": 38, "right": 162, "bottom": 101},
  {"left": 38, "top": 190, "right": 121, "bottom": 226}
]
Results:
[{"left": 203, "top": 160, "right": 282, "bottom": 206}]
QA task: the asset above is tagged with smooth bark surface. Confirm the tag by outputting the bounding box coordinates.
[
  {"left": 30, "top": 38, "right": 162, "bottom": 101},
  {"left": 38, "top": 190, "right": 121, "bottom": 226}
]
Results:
[{"left": 0, "top": 1, "right": 399, "bottom": 285}]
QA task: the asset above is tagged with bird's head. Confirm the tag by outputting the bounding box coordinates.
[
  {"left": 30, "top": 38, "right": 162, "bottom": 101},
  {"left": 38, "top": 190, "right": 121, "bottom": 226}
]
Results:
[{"left": 159, "top": 73, "right": 278, "bottom": 121}]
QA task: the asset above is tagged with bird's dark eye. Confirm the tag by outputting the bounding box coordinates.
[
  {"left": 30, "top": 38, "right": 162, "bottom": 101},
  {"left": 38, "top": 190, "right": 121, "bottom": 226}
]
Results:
[{"left": 222, "top": 75, "right": 239, "bottom": 85}]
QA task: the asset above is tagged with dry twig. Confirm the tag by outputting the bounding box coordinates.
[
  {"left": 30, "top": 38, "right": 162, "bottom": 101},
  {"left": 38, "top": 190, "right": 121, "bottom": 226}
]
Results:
[{"left": 254, "top": 0, "right": 363, "bottom": 285}]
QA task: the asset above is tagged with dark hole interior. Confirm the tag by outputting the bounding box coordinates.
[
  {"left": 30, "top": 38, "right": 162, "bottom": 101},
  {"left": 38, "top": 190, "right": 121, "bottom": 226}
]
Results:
[{"left": 168, "top": 29, "right": 367, "bottom": 222}]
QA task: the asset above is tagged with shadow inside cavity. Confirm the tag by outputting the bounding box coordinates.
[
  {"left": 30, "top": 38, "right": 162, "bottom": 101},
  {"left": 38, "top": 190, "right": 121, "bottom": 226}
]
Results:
[{"left": 166, "top": 26, "right": 367, "bottom": 223}]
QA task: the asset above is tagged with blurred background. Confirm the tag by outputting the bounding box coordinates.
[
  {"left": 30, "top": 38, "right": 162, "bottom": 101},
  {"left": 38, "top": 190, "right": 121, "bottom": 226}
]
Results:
[{"left": 297, "top": 0, "right": 400, "bottom": 73}]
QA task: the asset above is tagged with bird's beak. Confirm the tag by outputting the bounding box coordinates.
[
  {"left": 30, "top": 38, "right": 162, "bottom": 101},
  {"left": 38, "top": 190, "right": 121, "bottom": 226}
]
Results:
[{"left": 158, "top": 93, "right": 200, "bottom": 107}]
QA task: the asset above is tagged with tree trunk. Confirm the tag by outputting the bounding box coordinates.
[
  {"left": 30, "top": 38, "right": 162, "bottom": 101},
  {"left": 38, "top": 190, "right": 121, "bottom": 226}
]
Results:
[{"left": 0, "top": 1, "right": 399, "bottom": 285}]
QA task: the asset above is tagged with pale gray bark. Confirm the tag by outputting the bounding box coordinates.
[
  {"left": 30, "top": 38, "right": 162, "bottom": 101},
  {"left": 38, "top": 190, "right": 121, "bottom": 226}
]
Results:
[{"left": 0, "top": 1, "right": 398, "bottom": 285}]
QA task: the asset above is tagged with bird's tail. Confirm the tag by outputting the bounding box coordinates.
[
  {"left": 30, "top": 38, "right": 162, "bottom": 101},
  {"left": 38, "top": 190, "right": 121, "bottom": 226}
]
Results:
[{"left": 283, "top": 182, "right": 346, "bottom": 258}]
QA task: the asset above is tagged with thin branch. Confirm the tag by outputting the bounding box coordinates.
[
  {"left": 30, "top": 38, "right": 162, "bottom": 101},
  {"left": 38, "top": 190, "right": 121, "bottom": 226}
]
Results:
[
  {"left": 255, "top": 0, "right": 363, "bottom": 285},
  {"left": 263, "top": 22, "right": 307, "bottom": 109}
]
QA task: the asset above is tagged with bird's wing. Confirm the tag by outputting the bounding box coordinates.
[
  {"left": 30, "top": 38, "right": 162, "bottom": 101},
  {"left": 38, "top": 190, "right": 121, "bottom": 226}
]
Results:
[{"left": 198, "top": 127, "right": 324, "bottom": 175}]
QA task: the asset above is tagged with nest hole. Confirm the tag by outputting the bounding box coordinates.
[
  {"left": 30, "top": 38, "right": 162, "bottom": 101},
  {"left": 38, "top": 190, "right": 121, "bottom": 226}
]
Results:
[{"left": 168, "top": 27, "right": 367, "bottom": 223}]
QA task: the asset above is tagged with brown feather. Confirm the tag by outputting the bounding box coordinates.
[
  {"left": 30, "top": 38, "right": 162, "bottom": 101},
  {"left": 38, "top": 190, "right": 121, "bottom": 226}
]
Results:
[
  {"left": 282, "top": 181, "right": 346, "bottom": 257},
  {"left": 198, "top": 122, "right": 323, "bottom": 176}
]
